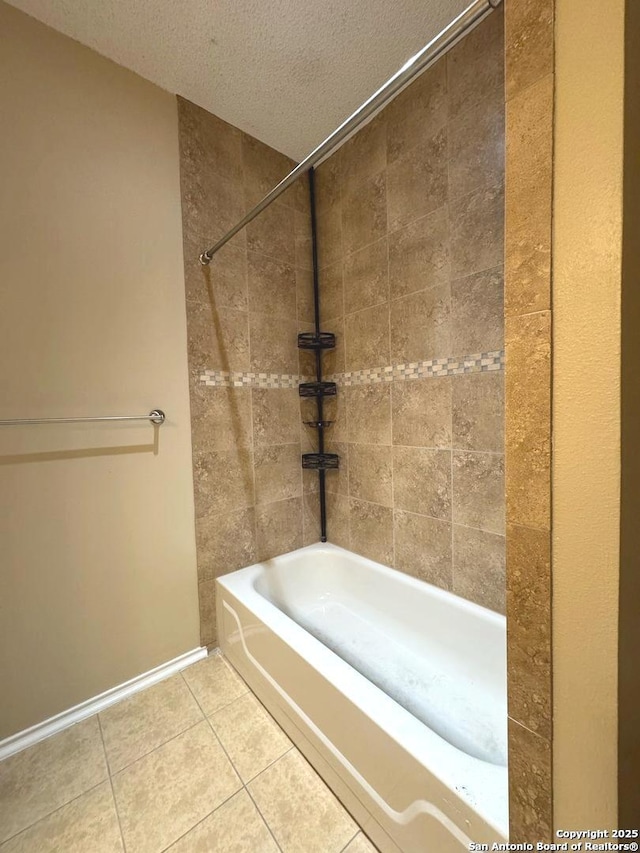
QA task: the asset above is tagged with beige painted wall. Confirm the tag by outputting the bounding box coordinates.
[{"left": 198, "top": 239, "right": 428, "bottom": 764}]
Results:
[
  {"left": 552, "top": 0, "right": 624, "bottom": 826},
  {"left": 0, "top": 2, "right": 199, "bottom": 740}
]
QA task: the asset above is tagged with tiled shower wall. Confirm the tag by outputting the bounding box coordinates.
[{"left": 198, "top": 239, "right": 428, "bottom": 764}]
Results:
[
  {"left": 177, "top": 98, "right": 315, "bottom": 646},
  {"left": 312, "top": 11, "right": 506, "bottom": 612}
]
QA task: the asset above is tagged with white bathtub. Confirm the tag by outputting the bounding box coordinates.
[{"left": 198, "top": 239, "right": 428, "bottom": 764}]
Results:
[{"left": 216, "top": 543, "right": 508, "bottom": 852}]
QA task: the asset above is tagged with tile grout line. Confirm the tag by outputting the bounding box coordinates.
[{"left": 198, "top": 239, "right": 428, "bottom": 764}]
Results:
[
  {"left": 97, "top": 714, "right": 128, "bottom": 853},
  {"left": 179, "top": 661, "right": 285, "bottom": 853},
  {"left": 107, "top": 715, "right": 205, "bottom": 779},
  {"left": 198, "top": 701, "right": 286, "bottom": 853},
  {"left": 0, "top": 778, "right": 108, "bottom": 848},
  {"left": 157, "top": 786, "right": 251, "bottom": 852}
]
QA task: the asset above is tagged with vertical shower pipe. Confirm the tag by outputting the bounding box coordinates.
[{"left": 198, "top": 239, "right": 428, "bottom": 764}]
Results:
[{"left": 308, "top": 167, "right": 328, "bottom": 542}]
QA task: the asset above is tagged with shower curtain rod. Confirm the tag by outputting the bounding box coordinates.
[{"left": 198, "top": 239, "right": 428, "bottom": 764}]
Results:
[{"left": 199, "top": 0, "right": 502, "bottom": 264}]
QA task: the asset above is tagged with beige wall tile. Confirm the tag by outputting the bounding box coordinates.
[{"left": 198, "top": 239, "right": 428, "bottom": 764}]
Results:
[
  {"left": 184, "top": 239, "right": 247, "bottom": 311},
  {"left": 189, "top": 385, "right": 252, "bottom": 454},
  {"left": 112, "top": 721, "right": 241, "bottom": 853},
  {"left": 315, "top": 154, "right": 341, "bottom": 212},
  {"left": 182, "top": 654, "right": 248, "bottom": 716},
  {"left": 447, "top": 9, "right": 504, "bottom": 120},
  {"left": 246, "top": 202, "right": 295, "bottom": 265},
  {"left": 387, "top": 129, "right": 447, "bottom": 233},
  {"left": 248, "top": 749, "right": 357, "bottom": 853},
  {"left": 252, "top": 389, "right": 301, "bottom": 446},
  {"left": 452, "top": 451, "right": 505, "bottom": 533},
  {"left": 247, "top": 252, "right": 297, "bottom": 319},
  {"left": 295, "top": 211, "right": 313, "bottom": 272},
  {"left": 346, "top": 385, "right": 391, "bottom": 445},
  {"left": 324, "top": 441, "right": 349, "bottom": 495},
  {"left": 187, "top": 302, "right": 250, "bottom": 372},
  {"left": 323, "top": 315, "right": 346, "bottom": 375},
  {"left": 450, "top": 266, "right": 504, "bottom": 355},
  {"left": 100, "top": 675, "right": 203, "bottom": 774},
  {"left": 394, "top": 510, "right": 452, "bottom": 589},
  {"left": 393, "top": 446, "right": 451, "bottom": 518},
  {"left": 319, "top": 261, "right": 344, "bottom": 322},
  {"left": 296, "top": 265, "right": 314, "bottom": 324},
  {"left": 453, "top": 525, "right": 506, "bottom": 613},
  {"left": 390, "top": 285, "right": 451, "bottom": 364},
  {"left": 342, "top": 171, "right": 387, "bottom": 256},
  {"left": 348, "top": 444, "right": 393, "bottom": 506},
  {"left": 166, "top": 789, "right": 278, "bottom": 853},
  {"left": 242, "top": 134, "right": 296, "bottom": 209},
  {"left": 349, "top": 499, "right": 394, "bottom": 566},
  {"left": 0, "top": 782, "right": 123, "bottom": 853},
  {"left": 507, "top": 524, "right": 551, "bottom": 739},
  {"left": 505, "top": 75, "right": 553, "bottom": 315},
  {"left": 508, "top": 719, "right": 552, "bottom": 842},
  {"left": 256, "top": 497, "right": 303, "bottom": 560},
  {"left": 343, "top": 237, "right": 389, "bottom": 315},
  {"left": 386, "top": 61, "right": 448, "bottom": 163},
  {"left": 344, "top": 304, "right": 390, "bottom": 371},
  {"left": 249, "top": 313, "right": 299, "bottom": 374},
  {"left": 179, "top": 99, "right": 243, "bottom": 184},
  {"left": 448, "top": 95, "right": 505, "bottom": 201},
  {"left": 192, "top": 448, "right": 254, "bottom": 517},
  {"left": 505, "top": 0, "right": 554, "bottom": 100},
  {"left": 388, "top": 206, "right": 449, "bottom": 300},
  {"left": 326, "top": 492, "right": 350, "bottom": 549},
  {"left": 302, "top": 491, "right": 321, "bottom": 545},
  {"left": 195, "top": 507, "right": 257, "bottom": 581},
  {"left": 392, "top": 377, "right": 452, "bottom": 448},
  {"left": 254, "top": 443, "right": 302, "bottom": 505},
  {"left": 209, "top": 693, "right": 291, "bottom": 783},
  {"left": 317, "top": 206, "right": 343, "bottom": 270},
  {"left": 449, "top": 183, "right": 505, "bottom": 280},
  {"left": 197, "top": 579, "right": 216, "bottom": 647},
  {"left": 452, "top": 372, "right": 504, "bottom": 452},
  {"left": 505, "top": 311, "right": 551, "bottom": 529},
  {"left": 0, "top": 717, "right": 107, "bottom": 844},
  {"left": 341, "top": 115, "right": 387, "bottom": 195}
]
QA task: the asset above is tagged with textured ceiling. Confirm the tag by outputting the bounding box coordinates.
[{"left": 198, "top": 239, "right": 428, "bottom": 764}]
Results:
[{"left": 5, "top": 0, "right": 469, "bottom": 160}]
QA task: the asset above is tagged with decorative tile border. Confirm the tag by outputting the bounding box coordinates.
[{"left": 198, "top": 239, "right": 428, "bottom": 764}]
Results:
[
  {"left": 327, "top": 351, "right": 504, "bottom": 387},
  {"left": 199, "top": 351, "right": 504, "bottom": 388},
  {"left": 199, "top": 370, "right": 307, "bottom": 389}
]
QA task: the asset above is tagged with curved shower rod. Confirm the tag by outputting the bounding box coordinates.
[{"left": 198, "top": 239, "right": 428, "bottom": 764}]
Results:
[{"left": 199, "top": 0, "right": 502, "bottom": 265}]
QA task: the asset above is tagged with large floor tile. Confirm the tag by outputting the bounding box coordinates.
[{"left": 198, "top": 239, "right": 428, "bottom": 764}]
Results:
[
  {"left": 343, "top": 832, "right": 379, "bottom": 853},
  {"left": 0, "top": 782, "right": 123, "bottom": 853},
  {"left": 209, "top": 693, "right": 291, "bottom": 782},
  {"left": 112, "top": 720, "right": 241, "bottom": 853},
  {"left": 0, "top": 717, "right": 108, "bottom": 843},
  {"left": 248, "top": 749, "right": 358, "bottom": 853},
  {"left": 100, "top": 674, "right": 203, "bottom": 773},
  {"left": 181, "top": 653, "right": 248, "bottom": 715},
  {"left": 166, "top": 789, "right": 278, "bottom": 853}
]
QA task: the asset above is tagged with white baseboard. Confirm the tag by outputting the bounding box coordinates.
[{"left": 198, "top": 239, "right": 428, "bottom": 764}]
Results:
[{"left": 0, "top": 646, "right": 208, "bottom": 761}]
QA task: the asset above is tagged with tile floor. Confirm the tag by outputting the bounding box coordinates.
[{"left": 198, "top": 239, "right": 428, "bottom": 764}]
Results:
[{"left": 0, "top": 653, "right": 378, "bottom": 853}]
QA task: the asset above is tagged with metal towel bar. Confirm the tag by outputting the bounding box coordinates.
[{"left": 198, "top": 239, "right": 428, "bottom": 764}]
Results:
[{"left": 0, "top": 410, "right": 165, "bottom": 426}]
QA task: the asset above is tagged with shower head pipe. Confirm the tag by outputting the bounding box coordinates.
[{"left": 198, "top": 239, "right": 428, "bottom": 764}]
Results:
[{"left": 199, "top": 0, "right": 502, "bottom": 265}]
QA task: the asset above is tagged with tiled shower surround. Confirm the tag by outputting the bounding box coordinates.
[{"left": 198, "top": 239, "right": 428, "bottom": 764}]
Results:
[
  {"left": 179, "top": 9, "right": 505, "bottom": 643},
  {"left": 178, "top": 98, "right": 315, "bottom": 646},
  {"left": 311, "top": 10, "right": 506, "bottom": 613}
]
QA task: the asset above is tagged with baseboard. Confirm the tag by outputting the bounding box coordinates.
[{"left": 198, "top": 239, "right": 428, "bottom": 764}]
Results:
[{"left": 0, "top": 646, "right": 208, "bottom": 761}]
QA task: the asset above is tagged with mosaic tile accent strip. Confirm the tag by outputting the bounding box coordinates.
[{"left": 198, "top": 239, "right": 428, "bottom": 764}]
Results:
[
  {"left": 199, "top": 370, "right": 308, "bottom": 389},
  {"left": 199, "top": 352, "right": 504, "bottom": 388},
  {"left": 327, "top": 350, "right": 505, "bottom": 387}
]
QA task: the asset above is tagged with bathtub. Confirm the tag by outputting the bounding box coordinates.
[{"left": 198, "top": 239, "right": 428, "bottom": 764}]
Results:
[{"left": 216, "top": 543, "right": 508, "bottom": 852}]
